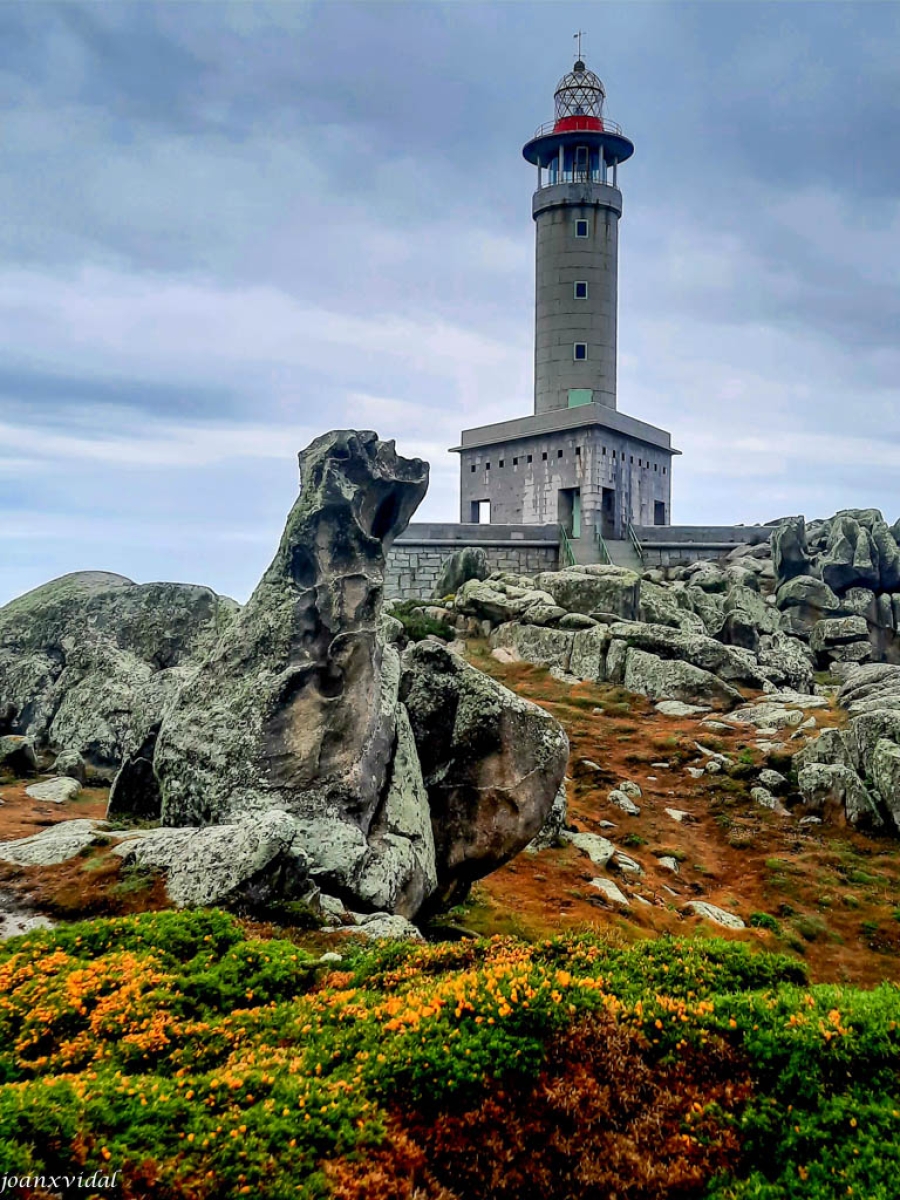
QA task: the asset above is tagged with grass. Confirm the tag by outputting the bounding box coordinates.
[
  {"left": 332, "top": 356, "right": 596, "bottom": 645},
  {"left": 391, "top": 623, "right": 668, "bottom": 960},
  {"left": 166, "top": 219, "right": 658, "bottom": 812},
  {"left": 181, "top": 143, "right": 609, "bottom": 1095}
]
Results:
[{"left": 0, "top": 911, "right": 899, "bottom": 1198}]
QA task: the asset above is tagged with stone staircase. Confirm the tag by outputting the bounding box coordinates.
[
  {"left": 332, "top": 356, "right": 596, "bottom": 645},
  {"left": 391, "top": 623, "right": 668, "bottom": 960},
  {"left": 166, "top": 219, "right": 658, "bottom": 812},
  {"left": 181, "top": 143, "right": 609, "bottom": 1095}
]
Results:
[{"left": 603, "top": 538, "right": 643, "bottom": 572}]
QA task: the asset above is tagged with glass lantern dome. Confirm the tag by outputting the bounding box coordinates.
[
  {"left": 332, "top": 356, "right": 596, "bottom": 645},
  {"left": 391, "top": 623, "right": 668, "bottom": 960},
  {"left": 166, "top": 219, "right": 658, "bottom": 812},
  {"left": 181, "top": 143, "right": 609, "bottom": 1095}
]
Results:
[{"left": 554, "top": 60, "right": 606, "bottom": 123}]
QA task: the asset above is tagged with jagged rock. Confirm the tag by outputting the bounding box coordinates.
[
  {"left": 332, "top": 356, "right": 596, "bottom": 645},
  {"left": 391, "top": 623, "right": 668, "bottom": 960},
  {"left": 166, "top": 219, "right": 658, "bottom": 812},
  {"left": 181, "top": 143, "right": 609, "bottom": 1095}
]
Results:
[
  {"left": 771, "top": 517, "right": 811, "bottom": 584},
  {"left": 115, "top": 810, "right": 310, "bottom": 909},
  {"left": 618, "top": 780, "right": 642, "bottom": 799},
  {"left": 612, "top": 851, "right": 643, "bottom": 875},
  {"left": 683, "top": 901, "right": 745, "bottom": 929},
  {"left": 0, "top": 736, "right": 37, "bottom": 777},
  {"left": 562, "top": 829, "right": 615, "bottom": 866},
  {"left": 568, "top": 625, "right": 611, "bottom": 682},
  {"left": 871, "top": 739, "right": 900, "bottom": 833},
  {"left": 432, "top": 547, "right": 488, "bottom": 599},
  {"left": 798, "top": 764, "right": 881, "bottom": 827},
  {"left": 820, "top": 514, "right": 880, "bottom": 594},
  {"left": 605, "top": 638, "right": 629, "bottom": 684},
  {"left": 623, "top": 647, "right": 742, "bottom": 710},
  {"left": 793, "top": 726, "right": 852, "bottom": 772},
  {"left": 0, "top": 571, "right": 238, "bottom": 774},
  {"left": 53, "top": 749, "right": 86, "bottom": 784},
  {"left": 665, "top": 808, "right": 691, "bottom": 823},
  {"left": 658, "top": 856, "right": 680, "bottom": 873},
  {"left": 25, "top": 777, "right": 82, "bottom": 804},
  {"left": 608, "top": 621, "right": 767, "bottom": 689},
  {"left": 155, "top": 431, "right": 428, "bottom": 832},
  {"left": 535, "top": 565, "right": 640, "bottom": 620},
  {"left": 685, "top": 586, "right": 726, "bottom": 637},
  {"left": 400, "top": 639, "right": 568, "bottom": 909}
]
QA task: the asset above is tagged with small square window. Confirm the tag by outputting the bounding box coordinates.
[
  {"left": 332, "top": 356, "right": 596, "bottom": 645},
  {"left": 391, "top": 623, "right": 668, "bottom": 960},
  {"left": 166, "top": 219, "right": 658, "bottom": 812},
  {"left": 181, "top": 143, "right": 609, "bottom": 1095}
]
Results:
[
  {"left": 574, "top": 281, "right": 588, "bottom": 299},
  {"left": 663, "top": 467, "right": 667, "bottom": 475},
  {"left": 499, "top": 459, "right": 504, "bottom": 468},
  {"left": 557, "top": 449, "right": 563, "bottom": 459},
  {"left": 602, "top": 446, "right": 606, "bottom": 455},
  {"left": 512, "top": 456, "right": 518, "bottom": 466},
  {"left": 527, "top": 454, "right": 533, "bottom": 464},
  {"left": 542, "top": 451, "right": 548, "bottom": 461},
  {"left": 630, "top": 456, "right": 634, "bottom": 464},
  {"left": 575, "top": 219, "right": 589, "bottom": 238},
  {"left": 573, "top": 342, "right": 587, "bottom": 361},
  {"left": 485, "top": 462, "right": 491, "bottom": 470},
  {"left": 470, "top": 464, "right": 476, "bottom": 473},
  {"left": 575, "top": 446, "right": 581, "bottom": 457}
]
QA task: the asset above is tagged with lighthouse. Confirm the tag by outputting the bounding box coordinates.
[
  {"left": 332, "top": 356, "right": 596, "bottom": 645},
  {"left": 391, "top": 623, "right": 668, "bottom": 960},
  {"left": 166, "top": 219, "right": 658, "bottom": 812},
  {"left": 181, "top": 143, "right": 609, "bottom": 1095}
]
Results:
[
  {"left": 522, "top": 57, "right": 634, "bottom": 414},
  {"left": 453, "top": 51, "right": 678, "bottom": 559}
]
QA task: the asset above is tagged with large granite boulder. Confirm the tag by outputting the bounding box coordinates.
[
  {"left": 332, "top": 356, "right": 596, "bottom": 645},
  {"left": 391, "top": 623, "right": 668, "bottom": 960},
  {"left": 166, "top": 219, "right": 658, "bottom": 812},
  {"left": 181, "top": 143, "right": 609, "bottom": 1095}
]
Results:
[
  {"left": 0, "top": 571, "right": 238, "bottom": 776},
  {"left": 455, "top": 578, "right": 556, "bottom": 625},
  {"left": 433, "top": 547, "right": 489, "bottom": 599},
  {"left": 400, "top": 640, "right": 568, "bottom": 909},
  {"left": 871, "top": 739, "right": 900, "bottom": 834},
  {"left": 622, "top": 647, "right": 742, "bottom": 710},
  {"left": 797, "top": 764, "right": 881, "bottom": 828},
  {"left": 489, "top": 624, "right": 574, "bottom": 673},
  {"left": 534, "top": 565, "right": 640, "bottom": 620},
  {"left": 838, "top": 664, "right": 900, "bottom": 715},
  {"left": 154, "top": 431, "right": 429, "bottom": 831},
  {"left": 606, "top": 621, "right": 767, "bottom": 689}
]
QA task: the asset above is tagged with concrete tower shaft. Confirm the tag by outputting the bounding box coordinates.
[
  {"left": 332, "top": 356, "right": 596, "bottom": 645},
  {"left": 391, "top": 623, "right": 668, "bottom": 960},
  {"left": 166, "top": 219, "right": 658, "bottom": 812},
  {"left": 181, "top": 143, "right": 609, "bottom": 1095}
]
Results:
[
  {"left": 522, "top": 59, "right": 634, "bottom": 416},
  {"left": 533, "top": 181, "right": 622, "bottom": 413}
]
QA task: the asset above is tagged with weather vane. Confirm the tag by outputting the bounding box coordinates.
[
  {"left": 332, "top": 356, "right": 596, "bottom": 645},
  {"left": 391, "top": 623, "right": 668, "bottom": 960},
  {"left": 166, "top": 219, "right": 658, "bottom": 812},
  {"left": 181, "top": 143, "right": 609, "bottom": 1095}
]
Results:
[{"left": 574, "top": 30, "right": 586, "bottom": 60}]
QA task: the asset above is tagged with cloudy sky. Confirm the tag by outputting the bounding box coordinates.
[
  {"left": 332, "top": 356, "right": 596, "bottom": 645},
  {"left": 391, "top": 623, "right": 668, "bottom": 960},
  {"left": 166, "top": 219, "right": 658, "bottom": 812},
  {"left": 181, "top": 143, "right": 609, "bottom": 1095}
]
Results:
[{"left": 1, "top": 1, "right": 898, "bottom": 606}]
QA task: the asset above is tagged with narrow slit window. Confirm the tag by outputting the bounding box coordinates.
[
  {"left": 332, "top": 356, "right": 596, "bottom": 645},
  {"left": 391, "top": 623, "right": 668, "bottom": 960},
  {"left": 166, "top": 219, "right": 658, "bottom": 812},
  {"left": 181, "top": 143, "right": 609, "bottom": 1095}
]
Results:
[
  {"left": 512, "top": 456, "right": 518, "bottom": 466},
  {"left": 573, "top": 342, "right": 587, "bottom": 361},
  {"left": 557, "top": 449, "right": 564, "bottom": 459},
  {"left": 527, "top": 454, "right": 533, "bottom": 464},
  {"left": 574, "top": 281, "right": 588, "bottom": 300},
  {"left": 498, "top": 459, "right": 504, "bottom": 468},
  {"left": 542, "top": 451, "right": 548, "bottom": 461}
]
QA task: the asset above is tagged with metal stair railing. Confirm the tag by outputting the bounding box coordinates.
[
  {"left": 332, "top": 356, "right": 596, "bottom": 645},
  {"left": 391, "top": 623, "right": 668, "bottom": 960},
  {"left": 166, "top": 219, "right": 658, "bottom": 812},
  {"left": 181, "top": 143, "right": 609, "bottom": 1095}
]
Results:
[
  {"left": 558, "top": 524, "right": 577, "bottom": 568},
  {"left": 627, "top": 522, "right": 644, "bottom": 568},
  {"left": 595, "top": 525, "right": 612, "bottom": 565}
]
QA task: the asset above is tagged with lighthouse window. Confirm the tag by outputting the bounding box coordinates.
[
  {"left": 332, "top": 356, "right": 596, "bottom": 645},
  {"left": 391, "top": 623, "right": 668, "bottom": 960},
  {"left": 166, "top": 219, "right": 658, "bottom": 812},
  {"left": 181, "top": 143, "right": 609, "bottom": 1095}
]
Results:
[
  {"left": 512, "top": 457, "right": 519, "bottom": 466},
  {"left": 557, "top": 449, "right": 564, "bottom": 459},
  {"left": 574, "top": 281, "right": 588, "bottom": 299},
  {"left": 542, "top": 452, "right": 548, "bottom": 461},
  {"left": 499, "top": 459, "right": 504, "bottom": 468},
  {"left": 527, "top": 454, "right": 533, "bottom": 463},
  {"left": 470, "top": 464, "right": 476, "bottom": 473},
  {"left": 573, "top": 343, "right": 587, "bottom": 361},
  {"left": 575, "top": 219, "right": 589, "bottom": 238}
]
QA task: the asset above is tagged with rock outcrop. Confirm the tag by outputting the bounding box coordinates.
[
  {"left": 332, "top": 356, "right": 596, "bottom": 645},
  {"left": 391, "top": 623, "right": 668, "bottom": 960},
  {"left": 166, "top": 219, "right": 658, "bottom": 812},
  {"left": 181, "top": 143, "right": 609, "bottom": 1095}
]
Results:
[{"left": 0, "top": 571, "right": 238, "bottom": 777}]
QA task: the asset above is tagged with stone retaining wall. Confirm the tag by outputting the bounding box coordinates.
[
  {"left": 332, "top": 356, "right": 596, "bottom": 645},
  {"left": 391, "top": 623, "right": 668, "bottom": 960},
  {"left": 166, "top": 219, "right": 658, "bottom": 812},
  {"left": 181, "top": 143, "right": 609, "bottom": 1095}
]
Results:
[{"left": 388, "top": 532, "right": 561, "bottom": 597}]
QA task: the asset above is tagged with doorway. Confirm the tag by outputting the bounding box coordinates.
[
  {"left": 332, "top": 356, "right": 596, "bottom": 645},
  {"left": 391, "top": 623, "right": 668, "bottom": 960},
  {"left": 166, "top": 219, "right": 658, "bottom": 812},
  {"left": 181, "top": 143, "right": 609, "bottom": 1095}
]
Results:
[
  {"left": 654, "top": 500, "right": 667, "bottom": 526},
  {"left": 558, "top": 488, "right": 581, "bottom": 539},
  {"left": 470, "top": 499, "right": 491, "bottom": 524},
  {"left": 601, "top": 488, "right": 616, "bottom": 540}
]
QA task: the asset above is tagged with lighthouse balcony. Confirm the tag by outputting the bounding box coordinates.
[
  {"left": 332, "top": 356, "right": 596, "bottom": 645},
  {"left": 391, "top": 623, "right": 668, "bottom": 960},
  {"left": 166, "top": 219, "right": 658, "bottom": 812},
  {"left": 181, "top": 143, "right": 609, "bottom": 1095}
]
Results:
[{"left": 531, "top": 117, "right": 625, "bottom": 139}]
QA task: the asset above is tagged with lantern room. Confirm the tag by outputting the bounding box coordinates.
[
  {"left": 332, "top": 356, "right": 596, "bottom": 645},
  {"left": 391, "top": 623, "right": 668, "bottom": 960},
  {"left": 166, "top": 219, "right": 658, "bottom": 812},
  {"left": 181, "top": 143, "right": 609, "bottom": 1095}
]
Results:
[{"left": 522, "top": 59, "right": 634, "bottom": 188}]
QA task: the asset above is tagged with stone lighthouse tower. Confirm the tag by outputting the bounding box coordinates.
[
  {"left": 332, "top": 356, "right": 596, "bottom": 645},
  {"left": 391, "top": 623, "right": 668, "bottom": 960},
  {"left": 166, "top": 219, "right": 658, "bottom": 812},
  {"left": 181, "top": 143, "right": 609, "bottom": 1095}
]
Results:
[
  {"left": 453, "top": 51, "right": 677, "bottom": 558},
  {"left": 522, "top": 57, "right": 634, "bottom": 414}
]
